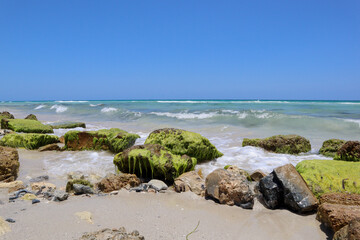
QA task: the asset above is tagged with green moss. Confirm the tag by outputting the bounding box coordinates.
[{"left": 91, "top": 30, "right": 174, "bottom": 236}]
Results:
[
  {"left": 64, "top": 128, "right": 140, "bottom": 153},
  {"left": 224, "top": 165, "right": 231, "bottom": 169},
  {"left": 1, "top": 119, "right": 53, "bottom": 133},
  {"left": 0, "top": 111, "right": 14, "bottom": 122},
  {"left": 144, "top": 128, "right": 223, "bottom": 162},
  {"left": 0, "top": 133, "right": 60, "bottom": 150},
  {"left": 319, "top": 139, "right": 346, "bottom": 158},
  {"left": 50, "top": 122, "right": 86, "bottom": 129},
  {"left": 296, "top": 160, "right": 360, "bottom": 198},
  {"left": 334, "top": 141, "right": 360, "bottom": 162},
  {"left": 66, "top": 179, "right": 93, "bottom": 192},
  {"left": 242, "top": 135, "right": 311, "bottom": 154},
  {"left": 113, "top": 144, "right": 197, "bottom": 182}
]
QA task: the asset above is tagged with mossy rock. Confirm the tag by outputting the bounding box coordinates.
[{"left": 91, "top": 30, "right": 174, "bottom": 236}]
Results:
[
  {"left": 296, "top": 160, "right": 360, "bottom": 198},
  {"left": 334, "top": 141, "right": 360, "bottom": 162},
  {"left": 113, "top": 144, "right": 197, "bottom": 182},
  {"left": 1, "top": 119, "right": 53, "bottom": 133},
  {"left": 319, "top": 139, "right": 346, "bottom": 158},
  {"left": 242, "top": 134, "right": 311, "bottom": 154},
  {"left": 24, "top": 114, "right": 38, "bottom": 121},
  {"left": 64, "top": 128, "right": 140, "bottom": 153},
  {"left": 50, "top": 122, "right": 86, "bottom": 129},
  {"left": 144, "top": 128, "right": 223, "bottom": 162},
  {"left": 0, "top": 111, "right": 14, "bottom": 122},
  {"left": 0, "top": 133, "right": 60, "bottom": 150},
  {"left": 66, "top": 179, "right": 93, "bottom": 193}
]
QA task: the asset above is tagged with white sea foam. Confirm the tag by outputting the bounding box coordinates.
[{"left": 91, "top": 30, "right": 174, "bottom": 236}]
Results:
[
  {"left": 55, "top": 100, "right": 88, "bottom": 103},
  {"left": 237, "top": 112, "right": 248, "bottom": 119},
  {"left": 90, "top": 104, "right": 102, "bottom": 107},
  {"left": 50, "top": 105, "right": 68, "bottom": 113},
  {"left": 344, "top": 119, "right": 360, "bottom": 128},
  {"left": 339, "top": 102, "right": 360, "bottom": 105},
  {"left": 101, "top": 107, "right": 118, "bottom": 113},
  {"left": 157, "top": 101, "right": 219, "bottom": 104},
  {"left": 34, "top": 104, "right": 46, "bottom": 110},
  {"left": 150, "top": 111, "right": 218, "bottom": 119}
]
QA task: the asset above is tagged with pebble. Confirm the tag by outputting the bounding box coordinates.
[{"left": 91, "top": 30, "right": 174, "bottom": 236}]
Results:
[
  {"left": 32, "top": 199, "right": 40, "bottom": 204},
  {"left": 5, "top": 218, "right": 15, "bottom": 223}
]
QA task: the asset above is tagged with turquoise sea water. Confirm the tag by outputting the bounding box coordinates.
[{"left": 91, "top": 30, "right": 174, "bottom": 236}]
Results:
[{"left": 1, "top": 100, "right": 359, "bottom": 176}]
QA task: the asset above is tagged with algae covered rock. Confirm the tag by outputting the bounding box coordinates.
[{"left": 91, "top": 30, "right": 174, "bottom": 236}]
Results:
[
  {"left": 319, "top": 139, "right": 346, "bottom": 158},
  {"left": 296, "top": 160, "right": 360, "bottom": 198},
  {"left": 66, "top": 179, "right": 93, "bottom": 193},
  {"left": 65, "top": 128, "right": 139, "bottom": 153},
  {"left": 1, "top": 119, "right": 53, "bottom": 133},
  {"left": 24, "top": 114, "right": 38, "bottom": 121},
  {"left": 144, "top": 128, "right": 223, "bottom": 162},
  {"left": 113, "top": 144, "right": 197, "bottom": 182},
  {"left": 0, "top": 111, "right": 14, "bottom": 121},
  {"left": 50, "top": 122, "right": 86, "bottom": 129},
  {"left": 242, "top": 134, "right": 311, "bottom": 154},
  {"left": 335, "top": 141, "right": 360, "bottom": 162},
  {"left": 0, "top": 133, "right": 60, "bottom": 150}
]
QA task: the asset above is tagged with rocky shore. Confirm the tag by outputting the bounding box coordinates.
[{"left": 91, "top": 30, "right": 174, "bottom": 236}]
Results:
[{"left": 1, "top": 111, "right": 359, "bottom": 240}]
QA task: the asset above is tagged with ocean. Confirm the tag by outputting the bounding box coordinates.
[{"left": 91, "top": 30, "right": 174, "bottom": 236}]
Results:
[{"left": 1, "top": 100, "right": 359, "bottom": 178}]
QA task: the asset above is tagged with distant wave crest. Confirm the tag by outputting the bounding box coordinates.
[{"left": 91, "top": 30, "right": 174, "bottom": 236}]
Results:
[
  {"left": 34, "top": 104, "right": 46, "bottom": 110},
  {"left": 50, "top": 105, "right": 68, "bottom": 113},
  {"left": 101, "top": 107, "right": 118, "bottom": 113}
]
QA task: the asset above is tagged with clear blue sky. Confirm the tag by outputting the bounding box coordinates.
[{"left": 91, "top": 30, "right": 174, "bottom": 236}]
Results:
[{"left": 1, "top": 1, "right": 359, "bottom": 101}]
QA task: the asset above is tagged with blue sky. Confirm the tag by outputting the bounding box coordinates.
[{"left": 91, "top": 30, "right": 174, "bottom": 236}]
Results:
[{"left": 0, "top": 1, "right": 359, "bottom": 100}]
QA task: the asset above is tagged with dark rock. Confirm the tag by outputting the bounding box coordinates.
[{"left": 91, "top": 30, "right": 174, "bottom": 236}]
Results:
[
  {"left": 335, "top": 141, "right": 360, "bottom": 162},
  {"left": 0, "top": 111, "right": 14, "bottom": 121},
  {"left": 52, "top": 190, "right": 68, "bottom": 201},
  {"left": 24, "top": 114, "right": 38, "bottom": 121},
  {"left": 32, "top": 199, "right": 40, "bottom": 204},
  {"left": 96, "top": 174, "right": 140, "bottom": 193},
  {"left": 333, "top": 218, "right": 360, "bottom": 240},
  {"left": 259, "top": 174, "right": 283, "bottom": 209},
  {"left": 38, "top": 143, "right": 60, "bottom": 152},
  {"left": 66, "top": 179, "right": 93, "bottom": 193},
  {"left": 5, "top": 218, "right": 15, "bottom": 223},
  {"left": 73, "top": 184, "right": 95, "bottom": 195},
  {"left": 0, "top": 146, "right": 19, "bottom": 182},
  {"left": 130, "top": 183, "right": 149, "bottom": 192}
]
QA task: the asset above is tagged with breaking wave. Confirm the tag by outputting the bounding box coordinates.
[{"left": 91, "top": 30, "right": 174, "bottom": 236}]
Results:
[{"left": 50, "top": 105, "right": 68, "bottom": 113}]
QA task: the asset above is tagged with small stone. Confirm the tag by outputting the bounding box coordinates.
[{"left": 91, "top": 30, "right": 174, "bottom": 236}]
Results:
[
  {"left": 5, "top": 218, "right": 15, "bottom": 223},
  {"left": 32, "top": 199, "right": 40, "bottom": 204},
  {"left": 21, "top": 193, "right": 37, "bottom": 201},
  {"left": 31, "top": 182, "right": 56, "bottom": 193},
  {"left": 148, "top": 188, "right": 156, "bottom": 193},
  {"left": 52, "top": 190, "right": 69, "bottom": 201},
  {"left": 109, "top": 191, "right": 118, "bottom": 195},
  {"left": 148, "top": 179, "right": 168, "bottom": 191},
  {"left": 73, "top": 184, "right": 94, "bottom": 195}
]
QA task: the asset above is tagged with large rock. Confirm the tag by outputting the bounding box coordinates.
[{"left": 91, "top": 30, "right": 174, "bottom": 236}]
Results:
[
  {"left": 144, "top": 128, "right": 223, "bottom": 162},
  {"left": 96, "top": 174, "right": 140, "bottom": 193},
  {"left": 205, "top": 168, "right": 254, "bottom": 209},
  {"left": 296, "top": 160, "right": 360, "bottom": 197},
  {"left": 335, "top": 141, "right": 360, "bottom": 162},
  {"left": 50, "top": 122, "right": 86, "bottom": 129},
  {"left": 0, "top": 111, "right": 14, "bottom": 122},
  {"left": 259, "top": 164, "right": 318, "bottom": 213},
  {"left": 174, "top": 171, "right": 205, "bottom": 196},
  {"left": 24, "top": 114, "right": 38, "bottom": 121},
  {"left": 333, "top": 218, "right": 360, "bottom": 240},
  {"left": 320, "top": 193, "right": 360, "bottom": 206},
  {"left": 316, "top": 203, "right": 360, "bottom": 232},
  {"left": 319, "top": 139, "right": 346, "bottom": 158},
  {"left": 1, "top": 119, "right": 53, "bottom": 133},
  {"left": 80, "top": 227, "right": 144, "bottom": 240},
  {"left": 0, "top": 146, "right": 19, "bottom": 182},
  {"left": 65, "top": 128, "right": 139, "bottom": 153},
  {"left": 0, "top": 133, "right": 60, "bottom": 150},
  {"left": 242, "top": 134, "right": 311, "bottom": 154},
  {"left": 113, "top": 144, "right": 196, "bottom": 182}
]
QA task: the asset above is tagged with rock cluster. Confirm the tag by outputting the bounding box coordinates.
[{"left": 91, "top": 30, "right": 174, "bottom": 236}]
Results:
[
  {"left": 80, "top": 227, "right": 144, "bottom": 240},
  {"left": 319, "top": 139, "right": 346, "bottom": 157}
]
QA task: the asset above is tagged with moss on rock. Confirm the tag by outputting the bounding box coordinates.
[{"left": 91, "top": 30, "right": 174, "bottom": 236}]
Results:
[
  {"left": 1, "top": 119, "right": 53, "bottom": 133},
  {"left": 144, "top": 128, "right": 223, "bottom": 162},
  {"left": 0, "top": 111, "right": 14, "bottom": 122},
  {"left": 64, "top": 128, "right": 139, "bottom": 153},
  {"left": 334, "top": 141, "right": 360, "bottom": 162},
  {"left": 296, "top": 160, "right": 360, "bottom": 198},
  {"left": 319, "top": 139, "right": 346, "bottom": 158},
  {"left": 0, "top": 133, "right": 60, "bottom": 150},
  {"left": 242, "top": 134, "right": 311, "bottom": 154},
  {"left": 24, "top": 114, "right": 38, "bottom": 121},
  {"left": 66, "top": 179, "right": 93, "bottom": 193},
  {"left": 113, "top": 144, "right": 197, "bottom": 182},
  {"left": 50, "top": 122, "right": 86, "bottom": 129}
]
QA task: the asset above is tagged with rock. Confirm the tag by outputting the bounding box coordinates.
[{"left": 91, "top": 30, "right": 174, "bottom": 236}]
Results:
[
  {"left": 5, "top": 218, "right": 15, "bottom": 223},
  {"left": 0, "top": 216, "right": 11, "bottom": 236},
  {"left": 174, "top": 171, "right": 205, "bottom": 196},
  {"left": 24, "top": 114, "right": 38, "bottom": 121},
  {"left": 31, "top": 182, "right": 56, "bottom": 193},
  {"left": 21, "top": 193, "right": 37, "bottom": 200},
  {"left": 113, "top": 144, "right": 197, "bottom": 182},
  {"left": 296, "top": 160, "right": 360, "bottom": 197},
  {"left": 1, "top": 119, "right": 53, "bottom": 133},
  {"left": 316, "top": 203, "right": 360, "bottom": 232},
  {"left": 38, "top": 143, "right": 61, "bottom": 152},
  {"left": 273, "top": 164, "right": 318, "bottom": 213},
  {"left": 0, "top": 129, "right": 13, "bottom": 136},
  {"left": 320, "top": 193, "right": 360, "bottom": 206},
  {"left": 75, "top": 211, "right": 93, "bottom": 224},
  {"left": 59, "top": 136, "right": 65, "bottom": 143},
  {"left": 0, "top": 146, "right": 19, "bottom": 182},
  {"left": 67, "top": 172, "right": 102, "bottom": 185},
  {"left": 73, "top": 184, "right": 95, "bottom": 195},
  {"left": 52, "top": 190, "right": 68, "bottom": 201},
  {"left": 148, "top": 179, "right": 168, "bottom": 191},
  {"left": 96, "top": 174, "right": 140, "bottom": 193},
  {"left": 0, "top": 133, "right": 60, "bottom": 150},
  {"left": 64, "top": 128, "right": 139, "bottom": 153},
  {"left": 319, "top": 139, "right": 346, "bottom": 158},
  {"left": 0, "top": 181, "right": 24, "bottom": 193},
  {"left": 144, "top": 128, "right": 223, "bottom": 162},
  {"left": 335, "top": 141, "right": 360, "bottom": 162},
  {"left": 29, "top": 175, "right": 49, "bottom": 182},
  {"left": 333, "top": 218, "right": 360, "bottom": 240},
  {"left": 250, "top": 170, "right": 267, "bottom": 182},
  {"left": 129, "top": 183, "right": 149, "bottom": 192},
  {"left": 50, "top": 122, "right": 86, "bottom": 129},
  {"left": 242, "top": 134, "right": 311, "bottom": 154},
  {"left": 32, "top": 199, "right": 40, "bottom": 204},
  {"left": 205, "top": 168, "right": 254, "bottom": 209},
  {"left": 225, "top": 165, "right": 251, "bottom": 180},
  {"left": 66, "top": 179, "right": 93, "bottom": 193},
  {"left": 259, "top": 174, "right": 283, "bottom": 209},
  {"left": 79, "top": 227, "right": 145, "bottom": 240},
  {"left": 0, "top": 112, "right": 14, "bottom": 121}
]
